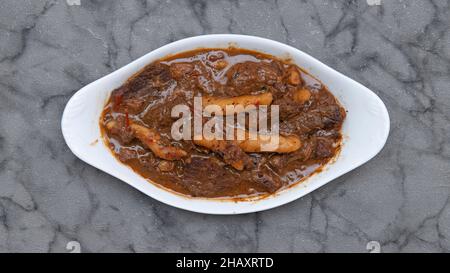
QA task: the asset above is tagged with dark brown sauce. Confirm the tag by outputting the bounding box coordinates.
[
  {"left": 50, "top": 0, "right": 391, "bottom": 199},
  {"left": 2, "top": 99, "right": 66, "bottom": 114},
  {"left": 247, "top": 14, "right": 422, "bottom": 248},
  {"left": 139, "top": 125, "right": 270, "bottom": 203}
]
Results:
[{"left": 100, "top": 48, "right": 346, "bottom": 198}]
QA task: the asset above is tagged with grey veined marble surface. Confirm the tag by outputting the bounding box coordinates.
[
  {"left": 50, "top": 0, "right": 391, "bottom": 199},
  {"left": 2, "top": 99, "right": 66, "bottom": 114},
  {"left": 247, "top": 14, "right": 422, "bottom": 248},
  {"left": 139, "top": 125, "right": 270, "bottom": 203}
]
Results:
[{"left": 0, "top": 0, "right": 449, "bottom": 253}]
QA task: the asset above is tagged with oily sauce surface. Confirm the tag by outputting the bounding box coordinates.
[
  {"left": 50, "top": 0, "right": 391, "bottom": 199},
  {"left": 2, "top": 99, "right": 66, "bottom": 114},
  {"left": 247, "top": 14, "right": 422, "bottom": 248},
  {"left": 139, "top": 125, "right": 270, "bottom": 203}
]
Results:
[{"left": 100, "top": 48, "right": 346, "bottom": 198}]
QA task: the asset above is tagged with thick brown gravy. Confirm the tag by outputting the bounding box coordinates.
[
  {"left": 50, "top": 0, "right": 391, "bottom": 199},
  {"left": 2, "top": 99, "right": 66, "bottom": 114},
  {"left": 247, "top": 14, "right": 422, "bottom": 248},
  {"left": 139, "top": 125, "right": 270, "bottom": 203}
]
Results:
[{"left": 100, "top": 48, "right": 346, "bottom": 198}]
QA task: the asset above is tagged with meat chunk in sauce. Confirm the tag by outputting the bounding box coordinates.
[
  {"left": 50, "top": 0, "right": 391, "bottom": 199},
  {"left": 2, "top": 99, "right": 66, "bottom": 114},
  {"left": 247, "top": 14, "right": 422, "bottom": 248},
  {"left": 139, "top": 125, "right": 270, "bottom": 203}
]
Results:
[
  {"left": 181, "top": 157, "right": 241, "bottom": 197},
  {"left": 226, "top": 61, "right": 282, "bottom": 94},
  {"left": 105, "top": 116, "right": 134, "bottom": 144},
  {"left": 281, "top": 105, "right": 346, "bottom": 135},
  {"left": 100, "top": 48, "right": 345, "bottom": 198}
]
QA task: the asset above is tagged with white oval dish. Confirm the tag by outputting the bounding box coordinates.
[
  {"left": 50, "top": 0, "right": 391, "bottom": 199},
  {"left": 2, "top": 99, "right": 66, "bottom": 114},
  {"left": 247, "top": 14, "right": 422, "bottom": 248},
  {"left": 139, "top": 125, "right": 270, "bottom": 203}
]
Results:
[{"left": 61, "top": 34, "right": 390, "bottom": 215}]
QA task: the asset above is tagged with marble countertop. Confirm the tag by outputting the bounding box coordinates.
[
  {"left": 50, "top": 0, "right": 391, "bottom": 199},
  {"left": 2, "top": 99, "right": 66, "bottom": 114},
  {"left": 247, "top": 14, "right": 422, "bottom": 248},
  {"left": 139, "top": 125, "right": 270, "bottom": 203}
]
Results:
[{"left": 0, "top": 0, "right": 449, "bottom": 253}]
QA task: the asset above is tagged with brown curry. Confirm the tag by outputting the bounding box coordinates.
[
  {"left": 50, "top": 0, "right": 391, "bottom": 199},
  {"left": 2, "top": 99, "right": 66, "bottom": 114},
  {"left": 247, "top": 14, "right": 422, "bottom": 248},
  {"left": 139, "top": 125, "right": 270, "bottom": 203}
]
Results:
[{"left": 100, "top": 48, "right": 346, "bottom": 198}]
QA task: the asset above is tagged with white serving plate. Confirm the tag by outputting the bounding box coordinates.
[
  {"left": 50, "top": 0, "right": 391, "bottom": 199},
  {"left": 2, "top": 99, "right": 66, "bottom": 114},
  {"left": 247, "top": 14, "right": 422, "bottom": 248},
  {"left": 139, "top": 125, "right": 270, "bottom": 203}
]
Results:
[{"left": 61, "top": 34, "right": 390, "bottom": 214}]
